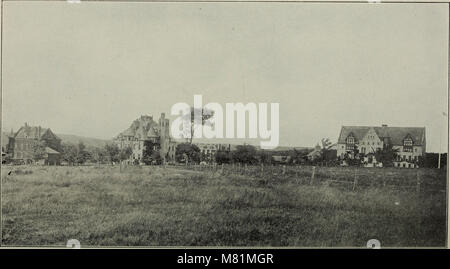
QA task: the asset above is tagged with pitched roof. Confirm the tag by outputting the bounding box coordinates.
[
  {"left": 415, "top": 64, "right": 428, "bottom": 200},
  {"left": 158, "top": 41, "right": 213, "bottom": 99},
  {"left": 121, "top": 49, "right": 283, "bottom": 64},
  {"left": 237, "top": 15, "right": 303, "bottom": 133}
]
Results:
[
  {"left": 338, "top": 126, "right": 426, "bottom": 146},
  {"left": 14, "top": 125, "right": 60, "bottom": 141},
  {"left": 45, "top": 147, "right": 60, "bottom": 154},
  {"left": 117, "top": 115, "right": 161, "bottom": 140}
]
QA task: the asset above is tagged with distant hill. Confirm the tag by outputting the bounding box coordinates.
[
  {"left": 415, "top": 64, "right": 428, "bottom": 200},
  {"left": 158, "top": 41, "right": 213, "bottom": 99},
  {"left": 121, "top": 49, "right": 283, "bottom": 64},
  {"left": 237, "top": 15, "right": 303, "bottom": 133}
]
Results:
[
  {"left": 1, "top": 132, "right": 112, "bottom": 149},
  {"left": 56, "top": 134, "right": 112, "bottom": 148}
]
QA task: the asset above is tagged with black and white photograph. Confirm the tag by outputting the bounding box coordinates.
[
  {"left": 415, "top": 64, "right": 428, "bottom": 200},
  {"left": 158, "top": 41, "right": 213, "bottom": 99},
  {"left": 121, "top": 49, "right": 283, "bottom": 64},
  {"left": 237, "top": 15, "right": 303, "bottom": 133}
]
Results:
[{"left": 0, "top": 0, "right": 448, "bottom": 250}]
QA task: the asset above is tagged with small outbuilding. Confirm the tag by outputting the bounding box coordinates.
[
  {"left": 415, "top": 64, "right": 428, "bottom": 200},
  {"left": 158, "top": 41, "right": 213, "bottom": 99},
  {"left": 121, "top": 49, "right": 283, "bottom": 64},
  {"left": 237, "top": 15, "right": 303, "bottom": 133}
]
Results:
[{"left": 43, "top": 147, "right": 61, "bottom": 165}]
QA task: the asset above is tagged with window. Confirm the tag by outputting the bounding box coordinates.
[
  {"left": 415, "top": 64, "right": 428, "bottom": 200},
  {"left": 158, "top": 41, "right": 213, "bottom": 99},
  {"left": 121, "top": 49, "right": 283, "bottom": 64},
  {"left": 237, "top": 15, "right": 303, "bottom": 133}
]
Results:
[{"left": 404, "top": 138, "right": 413, "bottom": 146}]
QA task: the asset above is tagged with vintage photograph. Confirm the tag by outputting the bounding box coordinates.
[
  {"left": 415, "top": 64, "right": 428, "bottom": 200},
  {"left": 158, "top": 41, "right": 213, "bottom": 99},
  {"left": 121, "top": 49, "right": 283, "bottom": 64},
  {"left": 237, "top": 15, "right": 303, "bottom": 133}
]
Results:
[{"left": 0, "top": 1, "right": 448, "bottom": 248}]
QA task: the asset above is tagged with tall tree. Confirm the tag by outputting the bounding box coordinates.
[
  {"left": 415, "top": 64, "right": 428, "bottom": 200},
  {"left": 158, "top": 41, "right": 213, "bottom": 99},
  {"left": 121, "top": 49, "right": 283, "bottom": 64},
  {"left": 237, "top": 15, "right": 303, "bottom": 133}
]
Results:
[
  {"left": 75, "top": 142, "right": 90, "bottom": 165},
  {"left": 232, "top": 144, "right": 258, "bottom": 164},
  {"left": 32, "top": 140, "right": 47, "bottom": 161},
  {"left": 176, "top": 143, "right": 201, "bottom": 163},
  {"left": 90, "top": 146, "right": 108, "bottom": 164},
  {"left": 215, "top": 149, "right": 232, "bottom": 164},
  {"left": 119, "top": 146, "right": 133, "bottom": 162},
  {"left": 375, "top": 144, "right": 399, "bottom": 167},
  {"left": 142, "top": 140, "right": 160, "bottom": 165},
  {"left": 105, "top": 143, "right": 120, "bottom": 164},
  {"left": 61, "top": 142, "right": 78, "bottom": 165},
  {"left": 180, "top": 107, "right": 214, "bottom": 144}
]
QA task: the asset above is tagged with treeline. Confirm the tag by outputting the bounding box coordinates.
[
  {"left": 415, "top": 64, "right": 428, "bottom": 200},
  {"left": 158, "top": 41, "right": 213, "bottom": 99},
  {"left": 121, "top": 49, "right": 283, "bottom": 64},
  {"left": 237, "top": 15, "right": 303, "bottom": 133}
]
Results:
[
  {"left": 59, "top": 142, "right": 132, "bottom": 165},
  {"left": 59, "top": 140, "right": 163, "bottom": 165},
  {"left": 175, "top": 143, "right": 315, "bottom": 165}
]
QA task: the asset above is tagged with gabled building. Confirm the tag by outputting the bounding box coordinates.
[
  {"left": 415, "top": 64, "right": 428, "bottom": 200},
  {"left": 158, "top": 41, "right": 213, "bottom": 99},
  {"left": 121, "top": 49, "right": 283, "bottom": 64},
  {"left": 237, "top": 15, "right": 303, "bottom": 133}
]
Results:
[
  {"left": 114, "top": 113, "right": 177, "bottom": 164},
  {"left": 337, "top": 124, "right": 426, "bottom": 168},
  {"left": 6, "top": 123, "right": 62, "bottom": 164}
]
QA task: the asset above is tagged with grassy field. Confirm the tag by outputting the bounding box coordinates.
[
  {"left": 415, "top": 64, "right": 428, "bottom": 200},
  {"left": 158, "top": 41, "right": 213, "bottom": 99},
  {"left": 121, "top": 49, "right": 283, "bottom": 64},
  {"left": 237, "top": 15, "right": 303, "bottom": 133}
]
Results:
[{"left": 1, "top": 165, "right": 447, "bottom": 247}]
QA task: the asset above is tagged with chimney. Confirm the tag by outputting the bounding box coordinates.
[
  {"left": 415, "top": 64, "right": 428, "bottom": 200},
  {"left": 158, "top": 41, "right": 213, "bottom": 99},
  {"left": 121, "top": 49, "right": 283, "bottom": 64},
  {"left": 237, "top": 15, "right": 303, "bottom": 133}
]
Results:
[
  {"left": 24, "top": 122, "right": 28, "bottom": 128},
  {"left": 161, "top": 113, "right": 165, "bottom": 120}
]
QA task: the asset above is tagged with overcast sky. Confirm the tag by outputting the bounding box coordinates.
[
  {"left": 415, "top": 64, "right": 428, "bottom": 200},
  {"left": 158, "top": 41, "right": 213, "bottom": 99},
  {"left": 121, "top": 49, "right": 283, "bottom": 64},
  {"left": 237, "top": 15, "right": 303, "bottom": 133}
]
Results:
[{"left": 1, "top": 2, "right": 448, "bottom": 152}]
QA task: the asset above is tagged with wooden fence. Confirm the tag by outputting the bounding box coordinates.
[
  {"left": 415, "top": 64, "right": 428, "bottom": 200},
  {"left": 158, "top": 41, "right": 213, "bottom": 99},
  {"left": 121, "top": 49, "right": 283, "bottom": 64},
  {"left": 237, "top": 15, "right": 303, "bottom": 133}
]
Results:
[{"left": 172, "top": 163, "right": 447, "bottom": 193}]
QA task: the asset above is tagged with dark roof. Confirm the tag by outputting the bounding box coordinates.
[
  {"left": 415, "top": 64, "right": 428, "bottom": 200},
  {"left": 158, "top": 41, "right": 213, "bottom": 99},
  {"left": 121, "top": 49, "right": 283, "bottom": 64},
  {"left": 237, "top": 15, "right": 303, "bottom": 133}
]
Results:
[
  {"left": 338, "top": 126, "right": 425, "bottom": 146},
  {"left": 14, "top": 125, "right": 60, "bottom": 141},
  {"left": 117, "top": 115, "right": 161, "bottom": 140}
]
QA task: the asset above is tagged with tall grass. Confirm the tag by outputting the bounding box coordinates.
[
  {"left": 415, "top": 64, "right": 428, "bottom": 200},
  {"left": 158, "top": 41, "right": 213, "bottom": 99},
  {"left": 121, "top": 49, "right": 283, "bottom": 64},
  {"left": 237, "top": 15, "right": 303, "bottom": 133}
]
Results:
[{"left": 1, "top": 165, "right": 446, "bottom": 247}]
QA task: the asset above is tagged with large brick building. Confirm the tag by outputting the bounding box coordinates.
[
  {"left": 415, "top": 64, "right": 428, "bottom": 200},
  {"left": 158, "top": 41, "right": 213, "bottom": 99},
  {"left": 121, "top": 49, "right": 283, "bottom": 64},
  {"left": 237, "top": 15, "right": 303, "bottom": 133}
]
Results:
[
  {"left": 114, "top": 113, "right": 177, "bottom": 164},
  {"left": 6, "top": 123, "right": 62, "bottom": 165},
  {"left": 337, "top": 125, "right": 426, "bottom": 168}
]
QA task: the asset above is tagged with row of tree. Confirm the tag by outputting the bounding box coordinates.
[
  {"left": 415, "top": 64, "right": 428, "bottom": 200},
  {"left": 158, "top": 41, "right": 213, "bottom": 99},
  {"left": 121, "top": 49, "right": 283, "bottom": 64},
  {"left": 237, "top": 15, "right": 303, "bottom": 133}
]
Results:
[
  {"left": 24, "top": 137, "right": 446, "bottom": 168},
  {"left": 56, "top": 140, "right": 164, "bottom": 166},
  {"left": 58, "top": 142, "right": 132, "bottom": 165}
]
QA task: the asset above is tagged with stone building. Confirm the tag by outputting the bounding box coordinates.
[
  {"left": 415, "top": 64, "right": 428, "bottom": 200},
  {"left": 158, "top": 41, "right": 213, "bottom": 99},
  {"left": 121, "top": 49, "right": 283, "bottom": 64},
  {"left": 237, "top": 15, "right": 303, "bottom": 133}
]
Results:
[
  {"left": 6, "top": 123, "right": 62, "bottom": 164},
  {"left": 114, "top": 113, "right": 177, "bottom": 164},
  {"left": 336, "top": 125, "right": 426, "bottom": 168}
]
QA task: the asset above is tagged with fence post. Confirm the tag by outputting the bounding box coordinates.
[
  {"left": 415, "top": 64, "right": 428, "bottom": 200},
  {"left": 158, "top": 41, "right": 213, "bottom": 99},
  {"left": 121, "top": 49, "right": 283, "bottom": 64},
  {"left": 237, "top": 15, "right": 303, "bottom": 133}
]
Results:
[
  {"left": 310, "top": 166, "right": 316, "bottom": 185},
  {"left": 353, "top": 168, "right": 358, "bottom": 191},
  {"left": 416, "top": 170, "right": 421, "bottom": 193}
]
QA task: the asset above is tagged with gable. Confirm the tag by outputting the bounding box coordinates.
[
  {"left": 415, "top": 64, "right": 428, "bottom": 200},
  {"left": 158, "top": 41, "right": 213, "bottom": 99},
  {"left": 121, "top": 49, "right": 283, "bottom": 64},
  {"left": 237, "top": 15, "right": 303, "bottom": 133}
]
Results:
[
  {"left": 339, "top": 126, "right": 425, "bottom": 146},
  {"left": 374, "top": 127, "right": 425, "bottom": 146},
  {"left": 15, "top": 126, "right": 47, "bottom": 140},
  {"left": 40, "top": 129, "right": 60, "bottom": 141},
  {"left": 361, "top": 128, "right": 381, "bottom": 142},
  {"left": 338, "top": 126, "right": 371, "bottom": 144},
  {"left": 117, "top": 115, "right": 161, "bottom": 140}
]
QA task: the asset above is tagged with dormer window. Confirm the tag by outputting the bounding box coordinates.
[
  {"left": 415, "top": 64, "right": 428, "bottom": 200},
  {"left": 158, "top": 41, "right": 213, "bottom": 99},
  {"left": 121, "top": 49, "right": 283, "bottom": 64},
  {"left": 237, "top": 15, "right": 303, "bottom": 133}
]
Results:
[
  {"left": 346, "top": 136, "right": 354, "bottom": 144},
  {"left": 346, "top": 135, "right": 355, "bottom": 151},
  {"left": 404, "top": 138, "right": 412, "bottom": 146},
  {"left": 403, "top": 137, "right": 413, "bottom": 152}
]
